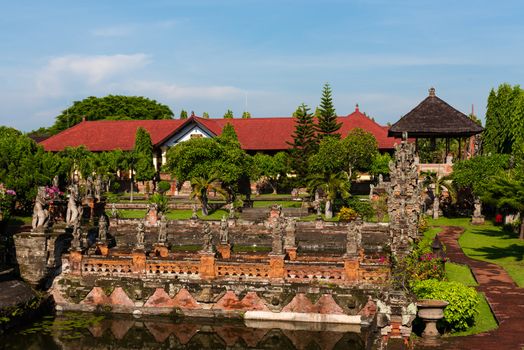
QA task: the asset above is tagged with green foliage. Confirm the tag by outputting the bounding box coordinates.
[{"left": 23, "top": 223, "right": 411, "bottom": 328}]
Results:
[
  {"left": 346, "top": 197, "right": 374, "bottom": 220},
  {"left": 342, "top": 128, "right": 378, "bottom": 177},
  {"left": 189, "top": 176, "right": 226, "bottom": 216},
  {"left": 308, "top": 137, "right": 347, "bottom": 175},
  {"left": 411, "top": 279, "right": 480, "bottom": 331},
  {"left": 157, "top": 181, "right": 171, "bottom": 194},
  {"left": 0, "top": 127, "right": 67, "bottom": 212},
  {"left": 241, "top": 111, "right": 251, "bottom": 119},
  {"left": 253, "top": 152, "right": 289, "bottom": 194},
  {"left": 316, "top": 83, "right": 342, "bottom": 138},
  {"left": 220, "top": 123, "right": 239, "bottom": 143},
  {"left": 149, "top": 193, "right": 169, "bottom": 213},
  {"left": 202, "top": 112, "right": 210, "bottom": 119},
  {"left": 48, "top": 95, "right": 173, "bottom": 134},
  {"left": 133, "top": 128, "right": 156, "bottom": 182},
  {"left": 338, "top": 207, "right": 358, "bottom": 222},
  {"left": 308, "top": 171, "right": 350, "bottom": 218},
  {"left": 223, "top": 109, "right": 234, "bottom": 119},
  {"left": 179, "top": 109, "right": 188, "bottom": 119},
  {"left": 370, "top": 153, "right": 392, "bottom": 176},
  {"left": 288, "top": 103, "right": 317, "bottom": 181},
  {"left": 452, "top": 154, "right": 511, "bottom": 196},
  {"left": 484, "top": 84, "right": 524, "bottom": 154}
]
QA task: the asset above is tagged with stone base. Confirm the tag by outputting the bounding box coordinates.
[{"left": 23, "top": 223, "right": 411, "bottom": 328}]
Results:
[
  {"left": 152, "top": 244, "right": 169, "bottom": 258},
  {"left": 199, "top": 253, "right": 215, "bottom": 279},
  {"left": 95, "top": 243, "right": 109, "bottom": 256},
  {"left": 471, "top": 216, "right": 485, "bottom": 225},
  {"left": 285, "top": 247, "right": 297, "bottom": 261},
  {"left": 216, "top": 244, "right": 231, "bottom": 259}
]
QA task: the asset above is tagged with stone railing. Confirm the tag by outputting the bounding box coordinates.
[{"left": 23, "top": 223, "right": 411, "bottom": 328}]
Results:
[{"left": 69, "top": 251, "right": 390, "bottom": 286}]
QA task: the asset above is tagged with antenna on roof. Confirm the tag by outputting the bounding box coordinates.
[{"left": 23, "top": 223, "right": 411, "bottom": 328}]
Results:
[
  {"left": 471, "top": 104, "right": 475, "bottom": 116},
  {"left": 244, "top": 92, "right": 248, "bottom": 112}
]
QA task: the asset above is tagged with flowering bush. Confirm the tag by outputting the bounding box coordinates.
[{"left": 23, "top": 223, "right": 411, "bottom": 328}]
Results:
[
  {"left": 0, "top": 183, "right": 16, "bottom": 221},
  {"left": 338, "top": 207, "right": 358, "bottom": 221},
  {"left": 45, "top": 186, "right": 64, "bottom": 201}
]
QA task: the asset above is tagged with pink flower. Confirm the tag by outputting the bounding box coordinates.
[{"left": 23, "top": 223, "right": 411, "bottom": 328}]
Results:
[{"left": 6, "top": 189, "right": 16, "bottom": 196}]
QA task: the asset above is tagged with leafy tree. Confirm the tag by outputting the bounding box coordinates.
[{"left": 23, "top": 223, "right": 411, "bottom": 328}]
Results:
[
  {"left": 422, "top": 172, "right": 456, "bottom": 219},
  {"left": 370, "top": 153, "right": 392, "bottom": 177},
  {"left": 287, "top": 104, "right": 317, "bottom": 181},
  {"left": 341, "top": 128, "right": 378, "bottom": 179},
  {"left": 308, "top": 171, "right": 350, "bottom": 219},
  {"left": 452, "top": 154, "right": 511, "bottom": 196},
  {"left": 484, "top": 84, "right": 524, "bottom": 154},
  {"left": 46, "top": 95, "right": 174, "bottom": 135},
  {"left": 190, "top": 176, "right": 226, "bottom": 216},
  {"left": 133, "top": 128, "right": 156, "bottom": 185},
  {"left": 308, "top": 136, "right": 347, "bottom": 175},
  {"left": 202, "top": 112, "right": 210, "bottom": 119},
  {"left": 482, "top": 163, "right": 524, "bottom": 239},
  {"left": 316, "top": 83, "right": 342, "bottom": 139},
  {"left": 223, "top": 109, "right": 234, "bottom": 119},
  {"left": 220, "top": 123, "right": 239, "bottom": 143},
  {"left": 0, "top": 127, "right": 66, "bottom": 212},
  {"left": 241, "top": 111, "right": 252, "bottom": 119},
  {"left": 253, "top": 152, "right": 289, "bottom": 194},
  {"left": 180, "top": 110, "right": 188, "bottom": 119},
  {"left": 59, "top": 146, "right": 94, "bottom": 180}
]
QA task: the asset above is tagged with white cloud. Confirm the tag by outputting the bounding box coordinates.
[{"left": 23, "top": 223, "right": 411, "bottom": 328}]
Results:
[
  {"left": 91, "top": 25, "right": 136, "bottom": 37},
  {"left": 127, "top": 80, "right": 245, "bottom": 101},
  {"left": 35, "top": 54, "right": 150, "bottom": 96}
]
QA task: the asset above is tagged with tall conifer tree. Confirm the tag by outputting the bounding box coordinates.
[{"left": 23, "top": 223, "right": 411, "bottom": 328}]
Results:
[
  {"left": 180, "top": 110, "right": 188, "bottom": 119},
  {"left": 287, "top": 103, "right": 317, "bottom": 179},
  {"left": 316, "top": 83, "right": 342, "bottom": 139},
  {"left": 134, "top": 127, "right": 156, "bottom": 182}
]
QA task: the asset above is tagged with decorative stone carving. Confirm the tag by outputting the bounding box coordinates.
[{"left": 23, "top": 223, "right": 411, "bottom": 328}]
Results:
[
  {"left": 284, "top": 218, "right": 296, "bottom": 249},
  {"left": 110, "top": 203, "right": 118, "bottom": 218},
  {"left": 228, "top": 204, "right": 236, "bottom": 219},
  {"left": 471, "top": 197, "right": 485, "bottom": 225},
  {"left": 66, "top": 184, "right": 81, "bottom": 226},
  {"left": 158, "top": 214, "right": 168, "bottom": 244},
  {"left": 345, "top": 218, "right": 363, "bottom": 257},
  {"left": 71, "top": 221, "right": 82, "bottom": 251},
  {"left": 191, "top": 204, "right": 198, "bottom": 220},
  {"left": 98, "top": 215, "right": 108, "bottom": 242},
  {"left": 32, "top": 186, "right": 49, "bottom": 231},
  {"left": 86, "top": 176, "right": 94, "bottom": 198},
  {"left": 52, "top": 175, "right": 59, "bottom": 188},
  {"left": 94, "top": 175, "right": 103, "bottom": 201},
  {"left": 387, "top": 134, "right": 422, "bottom": 256},
  {"left": 270, "top": 218, "right": 284, "bottom": 255},
  {"left": 136, "top": 221, "right": 145, "bottom": 249},
  {"left": 219, "top": 215, "right": 229, "bottom": 244},
  {"left": 201, "top": 222, "right": 214, "bottom": 253}
]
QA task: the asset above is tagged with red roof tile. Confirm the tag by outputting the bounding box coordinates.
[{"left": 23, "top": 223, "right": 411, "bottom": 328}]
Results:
[{"left": 40, "top": 109, "right": 397, "bottom": 152}]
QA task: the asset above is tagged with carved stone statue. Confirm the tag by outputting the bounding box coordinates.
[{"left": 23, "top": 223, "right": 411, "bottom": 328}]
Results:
[
  {"left": 94, "top": 175, "right": 103, "bottom": 201},
  {"left": 71, "top": 221, "right": 82, "bottom": 250},
  {"left": 284, "top": 218, "right": 296, "bottom": 248},
  {"left": 219, "top": 215, "right": 229, "bottom": 244},
  {"left": 346, "top": 218, "right": 363, "bottom": 256},
  {"left": 191, "top": 204, "right": 198, "bottom": 220},
  {"left": 136, "top": 221, "right": 145, "bottom": 249},
  {"left": 369, "top": 184, "right": 375, "bottom": 201},
  {"left": 228, "top": 204, "right": 236, "bottom": 219},
  {"left": 271, "top": 218, "right": 284, "bottom": 255},
  {"left": 473, "top": 197, "right": 482, "bottom": 217},
  {"left": 202, "top": 222, "right": 214, "bottom": 253},
  {"left": 85, "top": 176, "right": 94, "bottom": 198},
  {"left": 111, "top": 203, "right": 118, "bottom": 218},
  {"left": 378, "top": 174, "right": 383, "bottom": 184},
  {"left": 66, "top": 184, "right": 81, "bottom": 226},
  {"left": 32, "top": 186, "right": 49, "bottom": 231},
  {"left": 98, "top": 215, "right": 108, "bottom": 242},
  {"left": 52, "top": 175, "right": 59, "bottom": 188},
  {"left": 158, "top": 214, "right": 168, "bottom": 244}
]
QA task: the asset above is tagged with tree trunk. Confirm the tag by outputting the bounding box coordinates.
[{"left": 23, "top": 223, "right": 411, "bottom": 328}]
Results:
[
  {"left": 271, "top": 182, "right": 277, "bottom": 195},
  {"left": 130, "top": 175, "right": 134, "bottom": 203},
  {"left": 201, "top": 197, "right": 209, "bottom": 216},
  {"left": 519, "top": 211, "right": 524, "bottom": 239},
  {"left": 325, "top": 200, "right": 333, "bottom": 219}
]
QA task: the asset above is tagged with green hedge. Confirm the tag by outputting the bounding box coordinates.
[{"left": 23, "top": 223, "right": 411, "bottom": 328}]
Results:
[{"left": 411, "top": 279, "right": 480, "bottom": 331}]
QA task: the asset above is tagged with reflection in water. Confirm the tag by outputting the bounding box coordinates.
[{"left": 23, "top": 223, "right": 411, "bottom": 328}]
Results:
[{"left": 0, "top": 312, "right": 371, "bottom": 350}]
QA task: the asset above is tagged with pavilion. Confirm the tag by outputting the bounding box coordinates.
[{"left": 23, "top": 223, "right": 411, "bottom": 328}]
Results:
[{"left": 388, "top": 88, "right": 483, "bottom": 162}]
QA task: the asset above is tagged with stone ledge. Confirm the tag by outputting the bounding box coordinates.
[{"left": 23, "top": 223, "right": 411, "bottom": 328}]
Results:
[{"left": 244, "top": 311, "right": 361, "bottom": 324}]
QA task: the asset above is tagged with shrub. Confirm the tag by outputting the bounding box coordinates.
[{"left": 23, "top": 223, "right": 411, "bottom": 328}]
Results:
[
  {"left": 157, "top": 181, "right": 171, "bottom": 194},
  {"left": 346, "top": 197, "right": 375, "bottom": 221},
  {"left": 149, "top": 193, "right": 169, "bottom": 213},
  {"left": 338, "top": 207, "right": 358, "bottom": 221},
  {"left": 411, "top": 279, "right": 480, "bottom": 332},
  {"left": 418, "top": 215, "right": 429, "bottom": 234}
]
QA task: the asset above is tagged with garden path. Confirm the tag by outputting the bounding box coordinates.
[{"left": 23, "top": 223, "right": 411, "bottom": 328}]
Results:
[{"left": 427, "top": 226, "right": 524, "bottom": 350}]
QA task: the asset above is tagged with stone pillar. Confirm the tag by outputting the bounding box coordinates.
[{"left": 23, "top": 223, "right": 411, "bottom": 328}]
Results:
[
  {"left": 268, "top": 254, "right": 285, "bottom": 279},
  {"left": 95, "top": 243, "right": 109, "bottom": 256},
  {"left": 132, "top": 250, "right": 146, "bottom": 275},
  {"left": 344, "top": 259, "right": 359, "bottom": 282},
  {"left": 199, "top": 252, "right": 215, "bottom": 279},
  {"left": 216, "top": 244, "right": 231, "bottom": 259},
  {"left": 85, "top": 197, "right": 95, "bottom": 223},
  {"left": 69, "top": 250, "right": 83, "bottom": 275}
]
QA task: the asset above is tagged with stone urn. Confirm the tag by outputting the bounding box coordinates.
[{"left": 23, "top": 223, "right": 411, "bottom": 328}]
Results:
[{"left": 416, "top": 299, "right": 448, "bottom": 338}]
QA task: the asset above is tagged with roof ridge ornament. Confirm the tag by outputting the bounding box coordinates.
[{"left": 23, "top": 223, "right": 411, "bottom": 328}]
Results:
[
  {"left": 355, "top": 103, "right": 359, "bottom": 112},
  {"left": 429, "top": 87, "right": 436, "bottom": 97}
]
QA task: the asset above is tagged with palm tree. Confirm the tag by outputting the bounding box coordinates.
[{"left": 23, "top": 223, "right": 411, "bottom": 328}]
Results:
[
  {"left": 190, "top": 176, "right": 226, "bottom": 216},
  {"left": 422, "top": 171, "right": 456, "bottom": 219},
  {"left": 308, "top": 171, "right": 351, "bottom": 219}
]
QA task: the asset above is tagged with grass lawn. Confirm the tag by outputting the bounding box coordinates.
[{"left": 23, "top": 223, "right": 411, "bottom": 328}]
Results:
[
  {"left": 252, "top": 200, "right": 302, "bottom": 208},
  {"left": 445, "top": 262, "right": 478, "bottom": 287},
  {"left": 114, "top": 209, "right": 232, "bottom": 221},
  {"left": 429, "top": 217, "right": 524, "bottom": 287}
]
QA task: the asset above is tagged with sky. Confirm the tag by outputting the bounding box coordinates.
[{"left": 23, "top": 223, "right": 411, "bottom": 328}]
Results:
[{"left": 1, "top": 0, "right": 523, "bottom": 132}]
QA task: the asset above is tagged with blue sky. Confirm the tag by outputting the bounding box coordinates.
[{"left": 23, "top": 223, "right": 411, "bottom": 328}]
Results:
[{"left": 1, "top": 0, "right": 523, "bottom": 131}]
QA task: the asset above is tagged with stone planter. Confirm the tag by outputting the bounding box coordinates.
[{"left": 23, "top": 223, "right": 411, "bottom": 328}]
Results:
[{"left": 416, "top": 299, "right": 448, "bottom": 338}]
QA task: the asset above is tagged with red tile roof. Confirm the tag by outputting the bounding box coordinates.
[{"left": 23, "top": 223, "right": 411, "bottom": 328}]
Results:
[{"left": 40, "top": 108, "right": 397, "bottom": 152}]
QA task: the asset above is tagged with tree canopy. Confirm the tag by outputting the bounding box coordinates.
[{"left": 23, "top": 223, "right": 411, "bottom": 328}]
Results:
[
  {"left": 341, "top": 128, "right": 378, "bottom": 178},
  {"left": 253, "top": 152, "right": 289, "bottom": 194},
  {"left": 287, "top": 103, "right": 317, "bottom": 180},
  {"left": 179, "top": 110, "right": 188, "bottom": 119},
  {"left": 316, "top": 83, "right": 342, "bottom": 139},
  {"left": 133, "top": 127, "right": 156, "bottom": 182},
  {"left": 45, "top": 95, "right": 174, "bottom": 135},
  {"left": 452, "top": 154, "right": 511, "bottom": 196},
  {"left": 223, "top": 109, "right": 234, "bottom": 119},
  {"left": 241, "top": 111, "right": 252, "bottom": 119}
]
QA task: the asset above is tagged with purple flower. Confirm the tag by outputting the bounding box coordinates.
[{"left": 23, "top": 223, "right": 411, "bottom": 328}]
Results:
[{"left": 6, "top": 189, "right": 16, "bottom": 196}]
